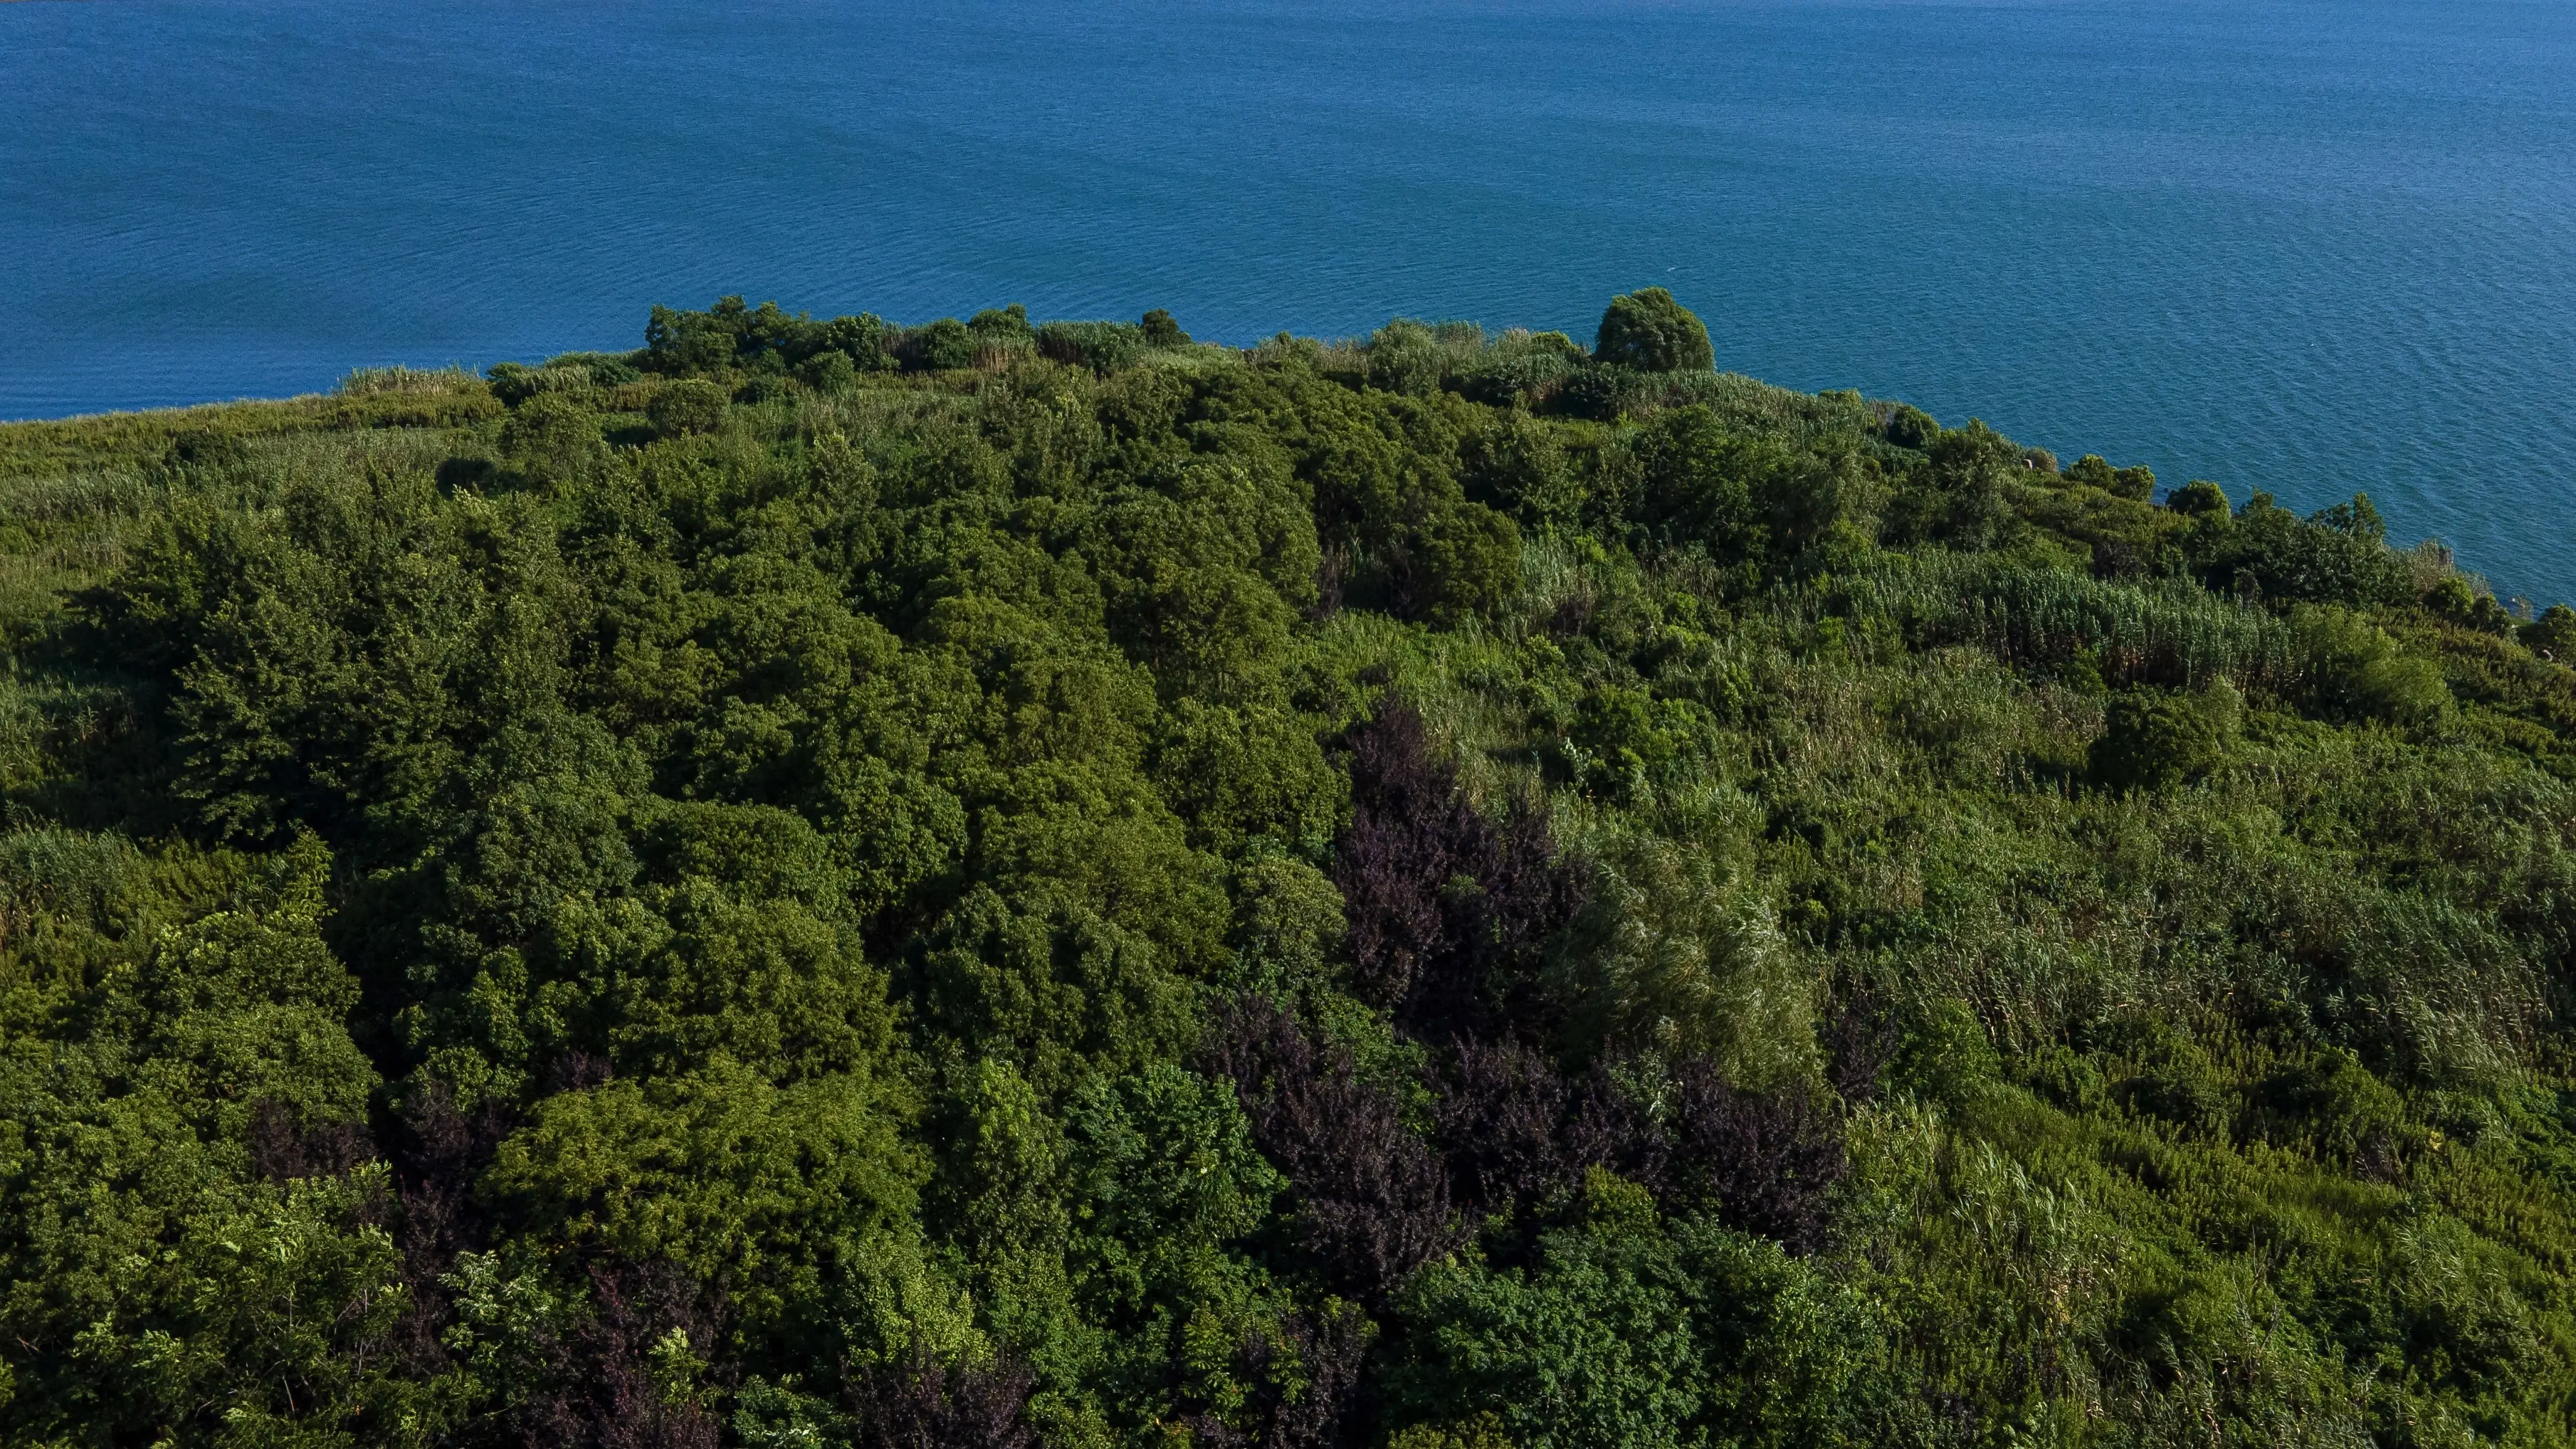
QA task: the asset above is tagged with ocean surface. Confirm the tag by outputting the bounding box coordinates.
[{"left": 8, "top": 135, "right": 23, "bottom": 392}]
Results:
[{"left": 4, "top": 0, "right": 2572, "bottom": 599}]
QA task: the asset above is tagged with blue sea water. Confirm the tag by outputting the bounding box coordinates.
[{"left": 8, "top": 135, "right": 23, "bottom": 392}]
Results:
[{"left": 4, "top": 0, "right": 2572, "bottom": 599}]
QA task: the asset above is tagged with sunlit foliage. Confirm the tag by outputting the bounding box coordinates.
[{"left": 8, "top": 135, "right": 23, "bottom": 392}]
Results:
[{"left": 0, "top": 290, "right": 2572, "bottom": 1447}]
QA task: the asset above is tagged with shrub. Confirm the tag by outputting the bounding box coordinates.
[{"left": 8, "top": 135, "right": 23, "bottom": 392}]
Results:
[
  {"left": 1663, "top": 1063, "right": 1846, "bottom": 1254},
  {"left": 845, "top": 1351, "right": 1038, "bottom": 1449},
  {"left": 736, "top": 373, "right": 793, "bottom": 406},
  {"left": 1383, "top": 1209, "right": 1888, "bottom": 1449},
  {"left": 1460, "top": 354, "right": 1575, "bottom": 409},
  {"left": 2424, "top": 574, "right": 2515, "bottom": 635},
  {"left": 545, "top": 351, "right": 642, "bottom": 386},
  {"left": 1034, "top": 320, "right": 1145, "bottom": 374},
  {"left": 2090, "top": 685, "right": 2238, "bottom": 792},
  {"left": 1593, "top": 288, "right": 1713, "bottom": 372},
  {"left": 814, "top": 312, "right": 895, "bottom": 371},
  {"left": 1204, "top": 997, "right": 1461, "bottom": 1303},
  {"left": 1461, "top": 412, "right": 1584, "bottom": 525},
  {"left": 1334, "top": 700, "right": 1585, "bottom": 1038},
  {"left": 1367, "top": 319, "right": 1449, "bottom": 397},
  {"left": 2169, "top": 479, "right": 2229, "bottom": 517},
  {"left": 159, "top": 427, "right": 253, "bottom": 476},
  {"left": 1555, "top": 363, "right": 1654, "bottom": 421},
  {"left": 643, "top": 295, "right": 811, "bottom": 376},
  {"left": 2064, "top": 454, "right": 2117, "bottom": 490},
  {"left": 485, "top": 361, "right": 594, "bottom": 408},
  {"left": 967, "top": 305, "right": 1034, "bottom": 363},
  {"left": 1545, "top": 832, "right": 1814, "bottom": 1082},
  {"left": 1879, "top": 403, "right": 1939, "bottom": 450},
  {"left": 1140, "top": 308, "right": 1191, "bottom": 347},
  {"left": 904, "top": 317, "right": 978, "bottom": 372},
  {"left": 2293, "top": 605, "right": 2451, "bottom": 724},
  {"left": 1434, "top": 1035, "right": 1582, "bottom": 1220},
  {"left": 1409, "top": 502, "right": 1523, "bottom": 624},
  {"left": 2523, "top": 603, "right": 2576, "bottom": 660},
  {"left": 797, "top": 348, "right": 858, "bottom": 394},
  {"left": 498, "top": 391, "right": 607, "bottom": 488},
  {"left": 647, "top": 378, "right": 729, "bottom": 436},
  {"left": 2204, "top": 492, "right": 2412, "bottom": 608}
]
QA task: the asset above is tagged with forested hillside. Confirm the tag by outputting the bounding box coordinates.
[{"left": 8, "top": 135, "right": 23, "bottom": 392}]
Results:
[{"left": 8, "top": 289, "right": 2576, "bottom": 1448}]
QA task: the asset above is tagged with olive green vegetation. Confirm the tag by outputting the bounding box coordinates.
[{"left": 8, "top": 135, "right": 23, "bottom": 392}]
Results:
[{"left": 4, "top": 286, "right": 2576, "bottom": 1449}]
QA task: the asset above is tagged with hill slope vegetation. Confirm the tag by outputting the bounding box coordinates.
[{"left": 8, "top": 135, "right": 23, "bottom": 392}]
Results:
[{"left": 5, "top": 293, "right": 2576, "bottom": 1448}]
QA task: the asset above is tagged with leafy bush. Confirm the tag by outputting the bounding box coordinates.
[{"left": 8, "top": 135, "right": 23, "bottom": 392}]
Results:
[
  {"left": 812, "top": 312, "right": 895, "bottom": 371},
  {"left": 647, "top": 376, "right": 729, "bottom": 436},
  {"left": 797, "top": 347, "right": 857, "bottom": 393},
  {"left": 1545, "top": 832, "right": 1814, "bottom": 1082},
  {"left": 903, "top": 316, "right": 978, "bottom": 372},
  {"left": 2089, "top": 684, "right": 2238, "bottom": 791},
  {"left": 2524, "top": 601, "right": 2576, "bottom": 659},
  {"left": 1383, "top": 1206, "right": 1890, "bottom": 1449},
  {"left": 2294, "top": 604, "right": 2452, "bottom": 723},
  {"left": 545, "top": 350, "right": 643, "bottom": 386},
  {"left": 1452, "top": 342, "right": 1580, "bottom": 409},
  {"left": 1335, "top": 700, "right": 1586, "bottom": 1036},
  {"left": 1206, "top": 998, "right": 1460, "bottom": 1303},
  {"left": 1593, "top": 287, "right": 1713, "bottom": 372},
  {"left": 1366, "top": 317, "right": 1450, "bottom": 396},
  {"left": 487, "top": 359, "right": 596, "bottom": 406},
  {"left": 2168, "top": 478, "right": 2229, "bottom": 517},
  {"left": 2064, "top": 453, "right": 2155, "bottom": 500},
  {"left": 1034, "top": 319, "right": 1146, "bottom": 374},
  {"left": 968, "top": 304, "right": 1035, "bottom": 358},
  {"left": 2424, "top": 573, "right": 2517, "bottom": 635},
  {"left": 1878, "top": 402, "right": 1939, "bottom": 450},
  {"left": 1555, "top": 362, "right": 1654, "bottom": 420},
  {"left": 2205, "top": 491, "right": 2414, "bottom": 607}
]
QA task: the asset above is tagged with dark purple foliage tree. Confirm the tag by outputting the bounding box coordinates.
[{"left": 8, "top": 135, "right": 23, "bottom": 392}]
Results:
[
  {"left": 512, "top": 1260, "right": 727, "bottom": 1449},
  {"left": 387, "top": 1078, "right": 518, "bottom": 1374},
  {"left": 1177, "top": 1302, "right": 1374, "bottom": 1449},
  {"left": 1206, "top": 997, "right": 1463, "bottom": 1304},
  {"left": 847, "top": 1351, "right": 1039, "bottom": 1449},
  {"left": 245, "top": 1095, "right": 377, "bottom": 1183},
  {"left": 1665, "top": 1060, "right": 1847, "bottom": 1255},
  {"left": 1433, "top": 1034, "right": 1574, "bottom": 1216},
  {"left": 1332, "top": 700, "right": 1584, "bottom": 1041}
]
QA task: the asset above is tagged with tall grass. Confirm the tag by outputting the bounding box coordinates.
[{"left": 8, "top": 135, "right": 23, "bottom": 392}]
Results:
[{"left": 1834, "top": 552, "right": 2301, "bottom": 690}]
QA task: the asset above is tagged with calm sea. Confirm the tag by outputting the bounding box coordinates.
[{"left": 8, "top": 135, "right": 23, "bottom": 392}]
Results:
[{"left": 4, "top": 1, "right": 2571, "bottom": 599}]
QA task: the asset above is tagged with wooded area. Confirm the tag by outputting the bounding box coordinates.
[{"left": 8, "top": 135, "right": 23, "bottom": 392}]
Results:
[{"left": 4, "top": 289, "right": 2574, "bottom": 1448}]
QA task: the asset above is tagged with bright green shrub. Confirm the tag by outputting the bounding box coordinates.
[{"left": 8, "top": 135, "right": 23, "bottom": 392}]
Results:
[
  {"left": 2170, "top": 478, "right": 2229, "bottom": 517},
  {"left": 2295, "top": 604, "right": 2452, "bottom": 723}
]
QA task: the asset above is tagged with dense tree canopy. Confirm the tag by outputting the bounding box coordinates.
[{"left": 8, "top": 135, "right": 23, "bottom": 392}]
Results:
[{"left": 1, "top": 296, "right": 2574, "bottom": 1448}]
